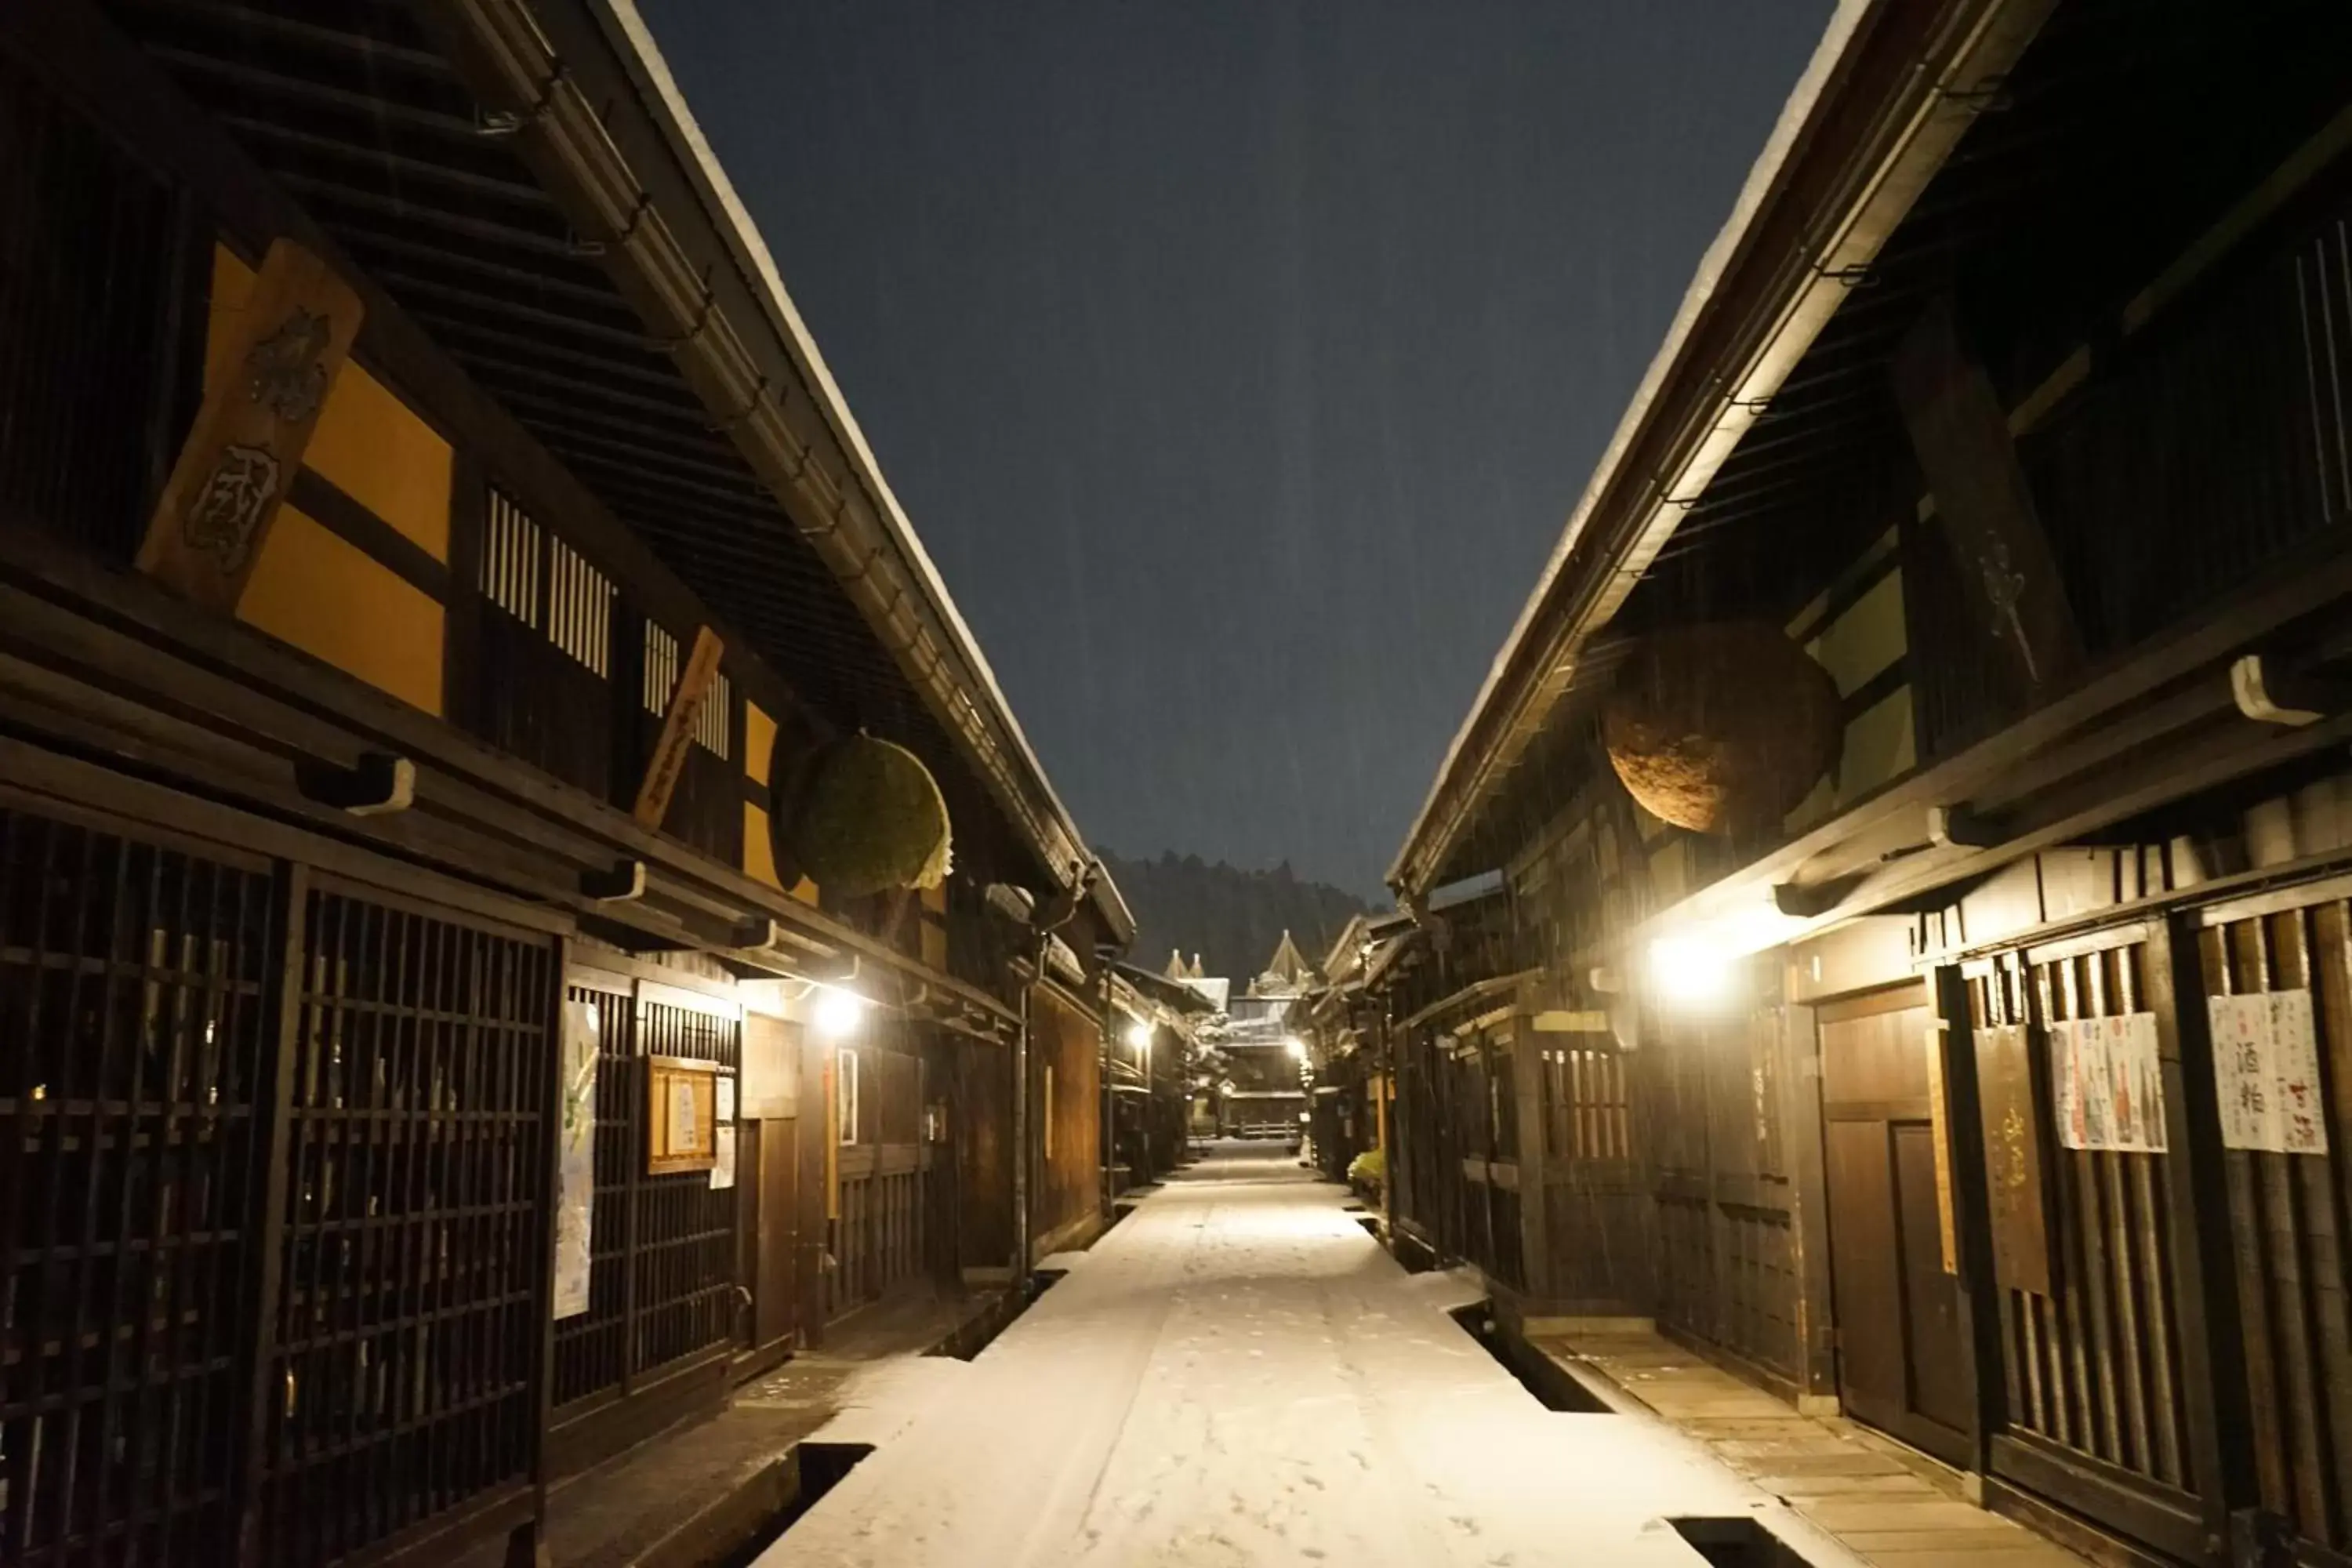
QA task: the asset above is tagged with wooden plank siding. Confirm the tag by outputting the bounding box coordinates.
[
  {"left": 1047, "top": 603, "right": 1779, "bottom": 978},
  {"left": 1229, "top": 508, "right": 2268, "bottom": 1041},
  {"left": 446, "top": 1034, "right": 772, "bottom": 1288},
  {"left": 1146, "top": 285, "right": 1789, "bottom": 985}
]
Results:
[
  {"left": 1029, "top": 982, "right": 1104, "bottom": 1261},
  {"left": 2196, "top": 882, "right": 2352, "bottom": 1563}
]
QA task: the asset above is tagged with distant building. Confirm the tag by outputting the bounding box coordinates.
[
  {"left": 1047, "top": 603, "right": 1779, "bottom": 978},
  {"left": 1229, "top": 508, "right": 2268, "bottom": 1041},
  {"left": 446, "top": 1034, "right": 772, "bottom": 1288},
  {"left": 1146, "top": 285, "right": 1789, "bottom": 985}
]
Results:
[{"left": 1205, "top": 931, "right": 1316, "bottom": 1137}]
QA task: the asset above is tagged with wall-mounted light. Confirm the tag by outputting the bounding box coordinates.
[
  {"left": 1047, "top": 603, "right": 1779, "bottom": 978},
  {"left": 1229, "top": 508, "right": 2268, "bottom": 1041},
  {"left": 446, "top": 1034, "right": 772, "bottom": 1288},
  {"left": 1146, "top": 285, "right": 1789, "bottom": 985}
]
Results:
[
  {"left": 812, "top": 986, "right": 867, "bottom": 1039},
  {"left": 1648, "top": 933, "right": 1733, "bottom": 1009},
  {"left": 1123, "top": 1021, "right": 1152, "bottom": 1053},
  {"left": 1283, "top": 1036, "right": 1307, "bottom": 1060}
]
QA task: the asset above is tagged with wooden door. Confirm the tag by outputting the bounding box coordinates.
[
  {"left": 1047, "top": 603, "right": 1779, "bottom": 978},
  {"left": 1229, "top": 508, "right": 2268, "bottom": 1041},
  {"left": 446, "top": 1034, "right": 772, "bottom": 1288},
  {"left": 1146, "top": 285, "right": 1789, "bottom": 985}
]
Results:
[
  {"left": 1819, "top": 984, "right": 1972, "bottom": 1464},
  {"left": 741, "top": 1011, "right": 801, "bottom": 1357}
]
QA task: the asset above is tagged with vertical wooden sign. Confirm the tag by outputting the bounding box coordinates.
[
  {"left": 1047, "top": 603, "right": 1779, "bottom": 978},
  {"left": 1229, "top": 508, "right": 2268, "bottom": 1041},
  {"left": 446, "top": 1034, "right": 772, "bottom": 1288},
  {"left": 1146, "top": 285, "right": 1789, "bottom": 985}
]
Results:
[
  {"left": 1924, "top": 1025, "right": 1958, "bottom": 1275},
  {"left": 1891, "top": 296, "right": 2083, "bottom": 692},
  {"left": 1974, "top": 1021, "right": 2055, "bottom": 1296},
  {"left": 632, "top": 625, "right": 724, "bottom": 829},
  {"left": 139, "top": 238, "right": 364, "bottom": 612}
]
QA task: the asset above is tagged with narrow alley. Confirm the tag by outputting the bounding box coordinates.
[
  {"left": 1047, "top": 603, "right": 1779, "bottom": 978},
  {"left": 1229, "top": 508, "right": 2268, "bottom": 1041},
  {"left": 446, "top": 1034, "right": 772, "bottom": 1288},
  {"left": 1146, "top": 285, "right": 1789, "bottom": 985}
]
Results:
[{"left": 758, "top": 1145, "right": 1770, "bottom": 1568}]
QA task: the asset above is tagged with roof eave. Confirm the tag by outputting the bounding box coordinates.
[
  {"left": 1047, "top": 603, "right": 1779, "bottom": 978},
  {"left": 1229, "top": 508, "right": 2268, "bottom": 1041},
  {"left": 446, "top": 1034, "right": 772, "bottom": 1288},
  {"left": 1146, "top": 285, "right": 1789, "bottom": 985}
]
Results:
[
  {"left": 418, "top": 0, "right": 1112, "bottom": 910},
  {"left": 1388, "top": 0, "right": 2058, "bottom": 901}
]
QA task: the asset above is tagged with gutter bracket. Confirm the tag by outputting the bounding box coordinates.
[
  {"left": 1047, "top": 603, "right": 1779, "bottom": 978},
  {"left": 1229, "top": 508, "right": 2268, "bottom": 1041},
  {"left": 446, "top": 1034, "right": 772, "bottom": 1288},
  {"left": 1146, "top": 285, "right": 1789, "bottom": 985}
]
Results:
[
  {"left": 1928, "top": 804, "right": 2002, "bottom": 851},
  {"left": 2231, "top": 652, "right": 2339, "bottom": 727},
  {"left": 581, "top": 858, "right": 647, "bottom": 902},
  {"left": 298, "top": 752, "right": 415, "bottom": 817}
]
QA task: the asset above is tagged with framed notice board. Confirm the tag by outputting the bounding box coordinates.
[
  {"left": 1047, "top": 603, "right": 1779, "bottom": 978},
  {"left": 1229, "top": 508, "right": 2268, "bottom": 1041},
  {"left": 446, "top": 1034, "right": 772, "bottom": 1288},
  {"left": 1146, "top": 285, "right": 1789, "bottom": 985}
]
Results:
[{"left": 648, "top": 1054, "right": 720, "bottom": 1175}]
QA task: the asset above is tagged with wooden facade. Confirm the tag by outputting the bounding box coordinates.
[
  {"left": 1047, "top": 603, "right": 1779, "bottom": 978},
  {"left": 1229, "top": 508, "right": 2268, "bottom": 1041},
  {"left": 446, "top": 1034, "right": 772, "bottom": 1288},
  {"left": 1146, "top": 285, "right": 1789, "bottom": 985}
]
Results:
[
  {"left": 0, "top": 3, "right": 1131, "bottom": 1563},
  {"left": 1378, "top": 2, "right": 2352, "bottom": 1565}
]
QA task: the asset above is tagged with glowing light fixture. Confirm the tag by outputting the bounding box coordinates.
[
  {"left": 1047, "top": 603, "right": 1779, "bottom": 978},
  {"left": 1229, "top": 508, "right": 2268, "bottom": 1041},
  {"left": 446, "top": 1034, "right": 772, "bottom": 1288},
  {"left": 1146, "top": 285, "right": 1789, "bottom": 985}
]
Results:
[
  {"left": 1648, "top": 933, "right": 1733, "bottom": 1008},
  {"left": 812, "top": 986, "right": 867, "bottom": 1039},
  {"left": 1123, "top": 1021, "right": 1152, "bottom": 1052},
  {"left": 1283, "top": 1036, "right": 1307, "bottom": 1060}
]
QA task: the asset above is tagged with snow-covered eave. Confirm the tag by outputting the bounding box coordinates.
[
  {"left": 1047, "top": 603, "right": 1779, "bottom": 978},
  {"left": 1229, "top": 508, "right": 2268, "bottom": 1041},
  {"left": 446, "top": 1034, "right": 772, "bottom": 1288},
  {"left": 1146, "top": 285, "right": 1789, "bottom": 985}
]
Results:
[
  {"left": 463, "top": 0, "right": 1131, "bottom": 943},
  {"left": 1387, "top": 0, "right": 2058, "bottom": 902}
]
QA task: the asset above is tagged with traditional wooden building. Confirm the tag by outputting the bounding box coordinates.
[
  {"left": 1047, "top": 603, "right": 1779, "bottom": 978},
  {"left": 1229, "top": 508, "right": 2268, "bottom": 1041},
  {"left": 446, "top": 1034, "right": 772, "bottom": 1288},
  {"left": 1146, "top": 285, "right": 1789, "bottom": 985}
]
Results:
[
  {"left": 1105, "top": 963, "right": 1213, "bottom": 1191},
  {"left": 1206, "top": 934, "right": 1316, "bottom": 1138},
  {"left": 1385, "top": 2, "right": 2352, "bottom": 1565},
  {"left": 0, "top": 3, "right": 1131, "bottom": 1563},
  {"left": 1292, "top": 913, "right": 1408, "bottom": 1189}
]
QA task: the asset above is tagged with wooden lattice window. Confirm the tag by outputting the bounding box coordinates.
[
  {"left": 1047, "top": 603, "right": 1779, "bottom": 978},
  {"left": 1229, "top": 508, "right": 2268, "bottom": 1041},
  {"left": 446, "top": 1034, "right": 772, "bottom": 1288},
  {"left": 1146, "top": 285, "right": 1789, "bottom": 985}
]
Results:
[
  {"left": 0, "top": 805, "right": 275, "bottom": 1566},
  {"left": 547, "top": 535, "right": 613, "bottom": 677},
  {"left": 482, "top": 488, "right": 543, "bottom": 627},
  {"left": 257, "top": 881, "right": 554, "bottom": 1565},
  {"left": 1542, "top": 1045, "right": 1630, "bottom": 1160}
]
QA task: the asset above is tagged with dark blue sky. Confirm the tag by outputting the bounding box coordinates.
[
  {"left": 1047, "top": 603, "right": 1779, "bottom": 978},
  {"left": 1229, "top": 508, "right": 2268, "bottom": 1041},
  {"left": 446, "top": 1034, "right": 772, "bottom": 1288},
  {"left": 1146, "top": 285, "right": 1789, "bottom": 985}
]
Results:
[{"left": 641, "top": 1, "right": 1830, "bottom": 898}]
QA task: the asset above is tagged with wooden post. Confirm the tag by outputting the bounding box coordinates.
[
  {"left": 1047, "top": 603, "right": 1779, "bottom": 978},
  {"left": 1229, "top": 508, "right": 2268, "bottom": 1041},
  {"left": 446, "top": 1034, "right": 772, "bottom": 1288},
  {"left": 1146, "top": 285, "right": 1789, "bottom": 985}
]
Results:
[
  {"left": 234, "top": 861, "right": 309, "bottom": 1566},
  {"left": 140, "top": 238, "right": 363, "bottom": 614},
  {"left": 510, "top": 938, "right": 571, "bottom": 1568},
  {"left": 631, "top": 625, "right": 723, "bottom": 831},
  {"left": 1509, "top": 1005, "right": 1552, "bottom": 1305},
  {"left": 1780, "top": 993, "right": 1839, "bottom": 1407},
  {"left": 1934, "top": 961, "right": 2005, "bottom": 1490},
  {"left": 2151, "top": 913, "right": 2255, "bottom": 1560}
]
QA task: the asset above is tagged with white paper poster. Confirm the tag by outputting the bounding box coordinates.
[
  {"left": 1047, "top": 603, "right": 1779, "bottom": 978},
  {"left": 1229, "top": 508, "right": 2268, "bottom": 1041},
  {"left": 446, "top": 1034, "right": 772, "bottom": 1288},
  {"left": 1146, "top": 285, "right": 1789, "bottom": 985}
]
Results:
[
  {"left": 553, "top": 1000, "right": 600, "bottom": 1319},
  {"left": 2051, "top": 1013, "right": 2166, "bottom": 1152},
  {"left": 710, "top": 1124, "right": 738, "bottom": 1191},
  {"left": 2272, "top": 989, "right": 2328, "bottom": 1156},
  {"left": 2101, "top": 1012, "right": 2167, "bottom": 1153},
  {"left": 717, "top": 1074, "right": 737, "bottom": 1125},
  {"left": 2052, "top": 1019, "right": 2084, "bottom": 1149},
  {"left": 2210, "top": 989, "right": 2331, "bottom": 1155},
  {"left": 670, "top": 1077, "right": 700, "bottom": 1149}
]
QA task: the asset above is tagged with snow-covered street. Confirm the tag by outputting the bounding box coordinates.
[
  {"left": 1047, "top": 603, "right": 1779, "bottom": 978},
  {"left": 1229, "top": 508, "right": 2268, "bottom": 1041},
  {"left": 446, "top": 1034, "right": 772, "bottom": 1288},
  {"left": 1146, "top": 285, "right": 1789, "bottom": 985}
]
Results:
[{"left": 757, "top": 1146, "right": 1784, "bottom": 1567}]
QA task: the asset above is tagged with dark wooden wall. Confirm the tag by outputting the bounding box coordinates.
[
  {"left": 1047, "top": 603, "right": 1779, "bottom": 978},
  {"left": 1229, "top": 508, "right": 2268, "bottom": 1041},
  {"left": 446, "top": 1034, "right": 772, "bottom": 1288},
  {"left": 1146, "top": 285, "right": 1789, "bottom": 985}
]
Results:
[
  {"left": 1641, "top": 978, "right": 1808, "bottom": 1392},
  {"left": 1028, "top": 983, "right": 1102, "bottom": 1258}
]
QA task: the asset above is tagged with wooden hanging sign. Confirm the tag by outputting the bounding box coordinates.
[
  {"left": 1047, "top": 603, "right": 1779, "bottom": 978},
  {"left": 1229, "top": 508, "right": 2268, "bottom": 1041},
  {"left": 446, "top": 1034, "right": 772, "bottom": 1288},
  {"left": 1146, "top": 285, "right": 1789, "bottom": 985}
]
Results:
[
  {"left": 138, "top": 238, "right": 364, "bottom": 613},
  {"left": 1975, "top": 1021, "right": 2055, "bottom": 1296},
  {"left": 633, "top": 625, "right": 724, "bottom": 830}
]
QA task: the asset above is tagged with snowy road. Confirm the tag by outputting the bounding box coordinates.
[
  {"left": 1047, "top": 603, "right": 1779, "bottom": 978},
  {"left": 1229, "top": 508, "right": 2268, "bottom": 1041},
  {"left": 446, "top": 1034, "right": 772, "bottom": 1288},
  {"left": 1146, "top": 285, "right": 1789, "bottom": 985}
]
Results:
[{"left": 758, "top": 1147, "right": 1778, "bottom": 1567}]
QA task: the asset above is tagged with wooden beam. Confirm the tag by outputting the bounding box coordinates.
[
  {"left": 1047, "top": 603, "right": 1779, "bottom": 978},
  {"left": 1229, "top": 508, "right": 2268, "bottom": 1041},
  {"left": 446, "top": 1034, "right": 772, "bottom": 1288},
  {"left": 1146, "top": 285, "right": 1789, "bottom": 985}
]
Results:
[
  {"left": 1892, "top": 296, "right": 2084, "bottom": 692},
  {"left": 138, "top": 237, "right": 363, "bottom": 613},
  {"left": 631, "top": 625, "right": 722, "bottom": 831}
]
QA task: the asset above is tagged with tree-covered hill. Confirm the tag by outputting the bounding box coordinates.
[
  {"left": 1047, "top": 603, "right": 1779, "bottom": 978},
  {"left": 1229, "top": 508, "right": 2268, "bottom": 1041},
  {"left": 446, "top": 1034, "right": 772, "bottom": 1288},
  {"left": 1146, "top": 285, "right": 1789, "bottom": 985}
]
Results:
[{"left": 1097, "top": 851, "right": 1377, "bottom": 985}]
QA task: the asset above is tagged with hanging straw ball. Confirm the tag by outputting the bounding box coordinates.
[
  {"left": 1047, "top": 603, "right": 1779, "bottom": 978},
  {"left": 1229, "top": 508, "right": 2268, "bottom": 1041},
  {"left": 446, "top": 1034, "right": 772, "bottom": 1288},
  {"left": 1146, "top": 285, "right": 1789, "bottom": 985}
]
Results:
[
  {"left": 1601, "top": 623, "right": 1842, "bottom": 834},
  {"left": 785, "top": 733, "right": 953, "bottom": 898}
]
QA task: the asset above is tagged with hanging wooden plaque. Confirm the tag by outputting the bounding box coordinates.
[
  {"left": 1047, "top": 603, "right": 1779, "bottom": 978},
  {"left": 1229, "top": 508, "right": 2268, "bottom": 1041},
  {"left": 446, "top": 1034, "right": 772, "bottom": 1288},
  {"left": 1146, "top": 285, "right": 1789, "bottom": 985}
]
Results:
[
  {"left": 139, "top": 238, "right": 364, "bottom": 612},
  {"left": 633, "top": 626, "right": 724, "bottom": 830},
  {"left": 1974, "top": 1021, "right": 2054, "bottom": 1296}
]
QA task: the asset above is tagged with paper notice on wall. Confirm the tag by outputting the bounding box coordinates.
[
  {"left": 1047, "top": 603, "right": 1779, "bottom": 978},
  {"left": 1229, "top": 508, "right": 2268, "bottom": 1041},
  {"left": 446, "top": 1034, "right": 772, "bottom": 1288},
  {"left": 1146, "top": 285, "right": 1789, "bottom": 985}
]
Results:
[
  {"left": 2097, "top": 1012, "right": 2167, "bottom": 1153},
  {"left": 2272, "top": 989, "right": 2328, "bottom": 1155},
  {"left": 717, "top": 1074, "right": 737, "bottom": 1125},
  {"left": 2051, "top": 1019, "right": 2084, "bottom": 1149},
  {"left": 670, "top": 1077, "right": 699, "bottom": 1150},
  {"left": 2053, "top": 1014, "right": 2166, "bottom": 1152},
  {"left": 2211, "top": 989, "right": 2328, "bottom": 1154},
  {"left": 710, "top": 1124, "right": 738, "bottom": 1191},
  {"left": 553, "top": 1000, "right": 600, "bottom": 1319}
]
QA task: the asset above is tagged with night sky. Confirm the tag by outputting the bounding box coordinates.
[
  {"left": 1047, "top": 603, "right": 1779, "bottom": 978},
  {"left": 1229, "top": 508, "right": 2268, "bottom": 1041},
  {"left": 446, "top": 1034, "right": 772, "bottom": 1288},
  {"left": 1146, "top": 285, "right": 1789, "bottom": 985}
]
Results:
[{"left": 639, "top": 1, "right": 1831, "bottom": 898}]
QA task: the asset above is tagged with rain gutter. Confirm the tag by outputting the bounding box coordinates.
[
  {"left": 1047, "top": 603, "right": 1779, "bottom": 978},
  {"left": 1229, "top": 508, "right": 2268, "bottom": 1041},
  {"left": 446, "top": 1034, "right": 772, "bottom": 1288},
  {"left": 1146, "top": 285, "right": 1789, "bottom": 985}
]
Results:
[
  {"left": 416, "top": 0, "right": 1134, "bottom": 944},
  {"left": 1387, "top": 0, "right": 2056, "bottom": 902}
]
